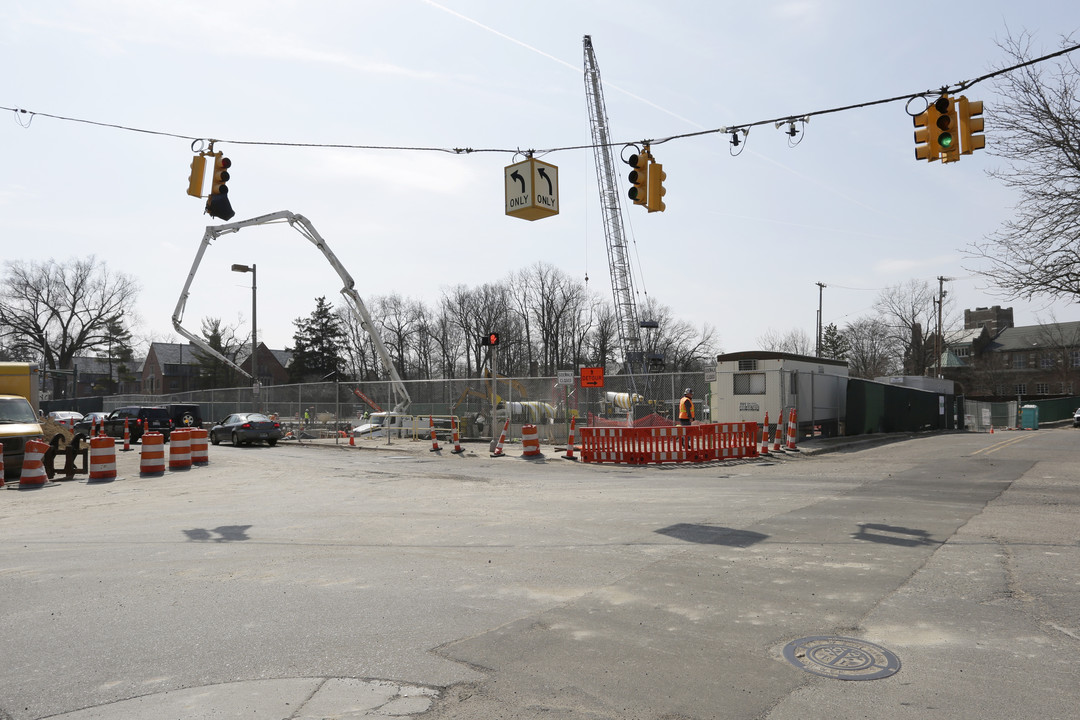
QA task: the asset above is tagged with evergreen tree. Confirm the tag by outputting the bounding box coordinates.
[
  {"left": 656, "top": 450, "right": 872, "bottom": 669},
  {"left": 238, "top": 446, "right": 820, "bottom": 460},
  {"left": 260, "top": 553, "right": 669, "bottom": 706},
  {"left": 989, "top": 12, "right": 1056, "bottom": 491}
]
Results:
[
  {"left": 287, "top": 297, "right": 347, "bottom": 382},
  {"left": 819, "top": 323, "right": 850, "bottom": 361},
  {"left": 95, "top": 315, "right": 136, "bottom": 394}
]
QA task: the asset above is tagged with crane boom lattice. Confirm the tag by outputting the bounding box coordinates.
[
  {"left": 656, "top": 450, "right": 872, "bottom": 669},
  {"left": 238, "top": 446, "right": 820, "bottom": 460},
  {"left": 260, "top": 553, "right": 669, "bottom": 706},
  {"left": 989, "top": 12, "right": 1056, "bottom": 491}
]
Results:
[{"left": 583, "top": 35, "right": 642, "bottom": 391}]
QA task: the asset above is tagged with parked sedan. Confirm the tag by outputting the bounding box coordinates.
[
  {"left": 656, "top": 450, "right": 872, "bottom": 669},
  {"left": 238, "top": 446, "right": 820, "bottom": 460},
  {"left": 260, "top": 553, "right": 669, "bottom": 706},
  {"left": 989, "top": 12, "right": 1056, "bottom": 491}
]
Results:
[
  {"left": 210, "top": 413, "right": 283, "bottom": 446},
  {"left": 46, "top": 410, "right": 83, "bottom": 429}
]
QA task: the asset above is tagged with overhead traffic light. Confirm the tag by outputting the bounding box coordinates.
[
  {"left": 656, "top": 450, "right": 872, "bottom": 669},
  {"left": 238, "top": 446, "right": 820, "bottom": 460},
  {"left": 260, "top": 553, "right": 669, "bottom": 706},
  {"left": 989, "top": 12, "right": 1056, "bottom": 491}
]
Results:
[
  {"left": 646, "top": 160, "right": 666, "bottom": 213},
  {"left": 481, "top": 332, "right": 500, "bottom": 346},
  {"left": 186, "top": 153, "right": 207, "bottom": 197},
  {"left": 913, "top": 103, "right": 942, "bottom": 161},
  {"left": 914, "top": 95, "right": 960, "bottom": 163},
  {"left": 957, "top": 96, "right": 985, "bottom": 156},
  {"left": 626, "top": 150, "right": 649, "bottom": 206},
  {"left": 933, "top": 95, "right": 959, "bottom": 163},
  {"left": 205, "top": 152, "right": 235, "bottom": 221}
]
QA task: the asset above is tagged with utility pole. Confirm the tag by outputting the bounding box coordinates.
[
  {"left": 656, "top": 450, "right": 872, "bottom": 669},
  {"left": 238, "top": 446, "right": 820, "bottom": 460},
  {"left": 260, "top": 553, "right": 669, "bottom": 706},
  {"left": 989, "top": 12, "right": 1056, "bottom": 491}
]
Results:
[
  {"left": 935, "top": 276, "right": 951, "bottom": 377},
  {"left": 816, "top": 282, "right": 826, "bottom": 357}
]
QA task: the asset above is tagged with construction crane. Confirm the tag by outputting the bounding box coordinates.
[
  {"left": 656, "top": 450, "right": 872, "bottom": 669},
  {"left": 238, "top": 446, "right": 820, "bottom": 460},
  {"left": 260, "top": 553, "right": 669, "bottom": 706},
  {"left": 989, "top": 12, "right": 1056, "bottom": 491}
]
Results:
[{"left": 583, "top": 35, "right": 644, "bottom": 392}]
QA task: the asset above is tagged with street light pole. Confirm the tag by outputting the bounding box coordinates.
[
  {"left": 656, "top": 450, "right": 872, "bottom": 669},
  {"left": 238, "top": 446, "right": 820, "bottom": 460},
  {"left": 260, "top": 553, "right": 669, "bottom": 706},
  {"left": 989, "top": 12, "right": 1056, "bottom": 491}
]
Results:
[{"left": 231, "top": 263, "right": 258, "bottom": 409}]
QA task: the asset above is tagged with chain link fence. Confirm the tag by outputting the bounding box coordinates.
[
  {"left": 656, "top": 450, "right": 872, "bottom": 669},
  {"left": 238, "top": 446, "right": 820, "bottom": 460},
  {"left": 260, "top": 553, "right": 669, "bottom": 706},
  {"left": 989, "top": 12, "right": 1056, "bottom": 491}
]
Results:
[{"left": 105, "top": 372, "right": 711, "bottom": 443}]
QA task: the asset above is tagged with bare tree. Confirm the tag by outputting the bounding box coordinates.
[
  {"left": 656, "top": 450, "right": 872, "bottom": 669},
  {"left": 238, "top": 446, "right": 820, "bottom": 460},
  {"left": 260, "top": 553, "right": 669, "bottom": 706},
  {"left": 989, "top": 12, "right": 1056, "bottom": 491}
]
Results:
[
  {"left": 967, "top": 32, "right": 1080, "bottom": 301},
  {"left": 845, "top": 317, "right": 901, "bottom": 379},
  {"left": 0, "top": 256, "right": 139, "bottom": 395},
  {"left": 756, "top": 328, "right": 813, "bottom": 355},
  {"left": 874, "top": 280, "right": 952, "bottom": 375}
]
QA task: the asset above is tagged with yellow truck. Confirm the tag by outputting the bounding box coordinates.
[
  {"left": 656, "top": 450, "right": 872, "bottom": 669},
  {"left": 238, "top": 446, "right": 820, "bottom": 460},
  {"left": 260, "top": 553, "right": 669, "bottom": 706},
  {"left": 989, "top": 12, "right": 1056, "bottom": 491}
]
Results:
[{"left": 0, "top": 362, "right": 44, "bottom": 478}]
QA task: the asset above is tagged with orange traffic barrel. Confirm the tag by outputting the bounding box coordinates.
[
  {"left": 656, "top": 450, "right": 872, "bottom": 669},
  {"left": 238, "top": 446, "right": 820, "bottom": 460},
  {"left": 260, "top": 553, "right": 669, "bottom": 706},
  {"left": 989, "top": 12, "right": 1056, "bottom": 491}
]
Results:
[
  {"left": 140, "top": 432, "right": 166, "bottom": 475},
  {"left": 18, "top": 438, "right": 50, "bottom": 488},
  {"left": 189, "top": 428, "right": 209, "bottom": 465},
  {"left": 169, "top": 428, "right": 192, "bottom": 470},
  {"left": 521, "top": 424, "right": 541, "bottom": 457},
  {"left": 89, "top": 436, "right": 117, "bottom": 482}
]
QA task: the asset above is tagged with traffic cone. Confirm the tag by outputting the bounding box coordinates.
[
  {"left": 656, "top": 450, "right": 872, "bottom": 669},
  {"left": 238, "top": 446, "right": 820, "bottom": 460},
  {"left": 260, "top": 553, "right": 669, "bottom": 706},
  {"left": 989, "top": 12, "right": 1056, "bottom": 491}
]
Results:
[
  {"left": 760, "top": 412, "right": 771, "bottom": 455},
  {"left": 122, "top": 418, "right": 131, "bottom": 452},
  {"left": 429, "top": 415, "right": 441, "bottom": 452},
  {"left": 990, "top": 425, "right": 994, "bottom": 434},
  {"left": 772, "top": 412, "right": 784, "bottom": 452},
  {"left": 785, "top": 408, "right": 799, "bottom": 451},
  {"left": 562, "top": 416, "right": 578, "bottom": 460},
  {"left": 450, "top": 416, "right": 464, "bottom": 454},
  {"left": 349, "top": 433, "right": 355, "bottom": 446},
  {"left": 491, "top": 419, "right": 510, "bottom": 458}
]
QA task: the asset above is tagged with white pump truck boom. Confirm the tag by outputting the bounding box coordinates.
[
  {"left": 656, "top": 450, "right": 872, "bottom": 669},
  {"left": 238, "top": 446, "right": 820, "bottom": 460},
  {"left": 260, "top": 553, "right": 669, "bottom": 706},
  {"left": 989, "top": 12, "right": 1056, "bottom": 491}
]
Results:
[{"left": 172, "top": 211, "right": 413, "bottom": 433}]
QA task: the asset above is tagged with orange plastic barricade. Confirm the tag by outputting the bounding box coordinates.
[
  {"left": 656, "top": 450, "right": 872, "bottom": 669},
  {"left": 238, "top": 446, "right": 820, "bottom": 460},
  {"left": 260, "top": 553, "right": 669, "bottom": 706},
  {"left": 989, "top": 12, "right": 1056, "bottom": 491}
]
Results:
[
  {"left": 521, "top": 424, "right": 541, "bottom": 457},
  {"left": 579, "top": 423, "right": 759, "bottom": 464},
  {"left": 89, "top": 436, "right": 117, "bottom": 482},
  {"left": 19, "top": 438, "right": 50, "bottom": 488},
  {"left": 140, "top": 432, "right": 166, "bottom": 475},
  {"left": 190, "top": 428, "right": 209, "bottom": 465}
]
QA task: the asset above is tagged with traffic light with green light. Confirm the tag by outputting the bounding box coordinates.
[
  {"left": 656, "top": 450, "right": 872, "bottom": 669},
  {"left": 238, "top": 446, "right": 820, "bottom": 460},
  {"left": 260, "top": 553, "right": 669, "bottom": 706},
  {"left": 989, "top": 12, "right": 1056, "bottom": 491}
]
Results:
[{"left": 933, "top": 96, "right": 960, "bottom": 163}]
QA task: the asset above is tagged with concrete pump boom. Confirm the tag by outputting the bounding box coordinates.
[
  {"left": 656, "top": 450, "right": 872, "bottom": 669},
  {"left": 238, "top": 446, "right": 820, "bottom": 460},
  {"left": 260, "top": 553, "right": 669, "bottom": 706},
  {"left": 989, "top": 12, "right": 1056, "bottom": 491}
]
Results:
[{"left": 171, "top": 210, "right": 412, "bottom": 414}]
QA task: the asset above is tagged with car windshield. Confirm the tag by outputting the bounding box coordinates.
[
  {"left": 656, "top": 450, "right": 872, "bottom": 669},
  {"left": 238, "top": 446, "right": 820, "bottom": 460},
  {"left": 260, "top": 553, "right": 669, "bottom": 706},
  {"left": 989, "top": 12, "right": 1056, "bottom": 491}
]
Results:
[
  {"left": 245, "top": 413, "right": 271, "bottom": 423},
  {"left": 0, "top": 397, "right": 40, "bottom": 423}
]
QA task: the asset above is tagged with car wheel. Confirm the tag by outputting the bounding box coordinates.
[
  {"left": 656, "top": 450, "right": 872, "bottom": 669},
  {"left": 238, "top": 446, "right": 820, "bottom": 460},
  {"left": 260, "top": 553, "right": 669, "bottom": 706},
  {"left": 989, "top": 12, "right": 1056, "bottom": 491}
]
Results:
[
  {"left": 232, "top": 431, "right": 240, "bottom": 446},
  {"left": 210, "top": 431, "right": 220, "bottom": 446},
  {"left": 267, "top": 439, "right": 277, "bottom": 447}
]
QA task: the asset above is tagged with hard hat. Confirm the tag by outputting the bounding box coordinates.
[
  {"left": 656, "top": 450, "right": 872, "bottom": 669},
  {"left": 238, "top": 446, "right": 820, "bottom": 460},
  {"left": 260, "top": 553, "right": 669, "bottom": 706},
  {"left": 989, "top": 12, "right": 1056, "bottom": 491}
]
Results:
[{"left": 684, "top": 388, "right": 693, "bottom": 395}]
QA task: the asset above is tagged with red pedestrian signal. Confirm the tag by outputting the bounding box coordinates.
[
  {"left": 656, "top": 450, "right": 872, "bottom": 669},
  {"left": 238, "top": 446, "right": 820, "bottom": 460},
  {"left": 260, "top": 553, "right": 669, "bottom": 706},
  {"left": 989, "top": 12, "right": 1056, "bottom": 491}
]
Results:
[{"left": 481, "top": 333, "right": 500, "bottom": 346}]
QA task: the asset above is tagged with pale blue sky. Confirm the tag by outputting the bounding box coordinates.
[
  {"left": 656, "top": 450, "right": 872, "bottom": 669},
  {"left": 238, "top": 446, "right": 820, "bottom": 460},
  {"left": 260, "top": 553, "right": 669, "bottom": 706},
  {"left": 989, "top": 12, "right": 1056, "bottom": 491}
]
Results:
[{"left": 4, "top": 1, "right": 1079, "bottom": 356}]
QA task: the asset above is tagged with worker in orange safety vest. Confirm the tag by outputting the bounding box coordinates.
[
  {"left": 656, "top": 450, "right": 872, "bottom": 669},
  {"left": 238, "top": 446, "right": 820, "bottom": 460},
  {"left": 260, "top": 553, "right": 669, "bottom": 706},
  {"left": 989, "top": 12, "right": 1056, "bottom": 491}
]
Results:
[{"left": 678, "top": 388, "right": 694, "bottom": 450}]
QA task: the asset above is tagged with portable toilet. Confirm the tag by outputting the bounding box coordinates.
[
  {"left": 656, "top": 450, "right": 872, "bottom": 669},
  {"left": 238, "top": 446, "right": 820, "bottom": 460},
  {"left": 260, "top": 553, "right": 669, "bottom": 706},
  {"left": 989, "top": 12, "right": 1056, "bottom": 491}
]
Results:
[{"left": 1020, "top": 404, "right": 1039, "bottom": 430}]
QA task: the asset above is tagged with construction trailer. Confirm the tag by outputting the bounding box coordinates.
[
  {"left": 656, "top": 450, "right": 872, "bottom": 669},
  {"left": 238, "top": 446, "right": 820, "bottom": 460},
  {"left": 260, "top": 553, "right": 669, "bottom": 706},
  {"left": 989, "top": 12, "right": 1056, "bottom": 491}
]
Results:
[{"left": 710, "top": 352, "right": 849, "bottom": 438}]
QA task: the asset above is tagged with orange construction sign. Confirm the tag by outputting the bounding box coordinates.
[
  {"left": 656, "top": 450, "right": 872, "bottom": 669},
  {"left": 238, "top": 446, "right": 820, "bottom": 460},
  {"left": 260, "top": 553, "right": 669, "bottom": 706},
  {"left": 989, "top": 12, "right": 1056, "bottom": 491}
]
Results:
[{"left": 580, "top": 367, "right": 605, "bottom": 388}]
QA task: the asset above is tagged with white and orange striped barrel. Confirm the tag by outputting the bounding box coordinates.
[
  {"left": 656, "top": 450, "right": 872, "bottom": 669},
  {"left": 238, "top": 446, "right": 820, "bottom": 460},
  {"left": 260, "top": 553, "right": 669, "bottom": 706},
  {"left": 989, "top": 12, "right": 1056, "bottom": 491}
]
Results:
[
  {"left": 169, "top": 428, "right": 192, "bottom": 470},
  {"left": 18, "top": 438, "right": 50, "bottom": 487},
  {"left": 140, "top": 432, "right": 166, "bottom": 475},
  {"left": 89, "top": 436, "right": 117, "bottom": 482},
  {"left": 189, "top": 428, "right": 209, "bottom": 465}
]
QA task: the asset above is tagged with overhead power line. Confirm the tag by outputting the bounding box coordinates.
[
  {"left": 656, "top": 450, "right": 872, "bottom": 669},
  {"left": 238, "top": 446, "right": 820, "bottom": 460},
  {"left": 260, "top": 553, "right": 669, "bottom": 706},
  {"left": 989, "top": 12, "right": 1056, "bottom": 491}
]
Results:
[{"left": 4, "top": 42, "right": 1079, "bottom": 156}]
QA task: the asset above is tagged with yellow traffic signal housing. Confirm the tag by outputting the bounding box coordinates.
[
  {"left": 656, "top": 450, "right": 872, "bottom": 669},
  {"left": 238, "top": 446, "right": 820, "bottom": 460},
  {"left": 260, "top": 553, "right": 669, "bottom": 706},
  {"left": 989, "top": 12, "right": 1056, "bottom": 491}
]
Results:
[
  {"left": 958, "top": 96, "right": 985, "bottom": 155},
  {"left": 934, "top": 96, "right": 960, "bottom": 164},
  {"left": 210, "top": 152, "right": 232, "bottom": 196},
  {"left": 205, "top": 152, "right": 235, "bottom": 221},
  {"left": 646, "top": 161, "right": 666, "bottom": 213},
  {"left": 187, "top": 153, "right": 207, "bottom": 197},
  {"left": 913, "top": 104, "right": 943, "bottom": 161},
  {"left": 627, "top": 150, "right": 649, "bottom": 206}
]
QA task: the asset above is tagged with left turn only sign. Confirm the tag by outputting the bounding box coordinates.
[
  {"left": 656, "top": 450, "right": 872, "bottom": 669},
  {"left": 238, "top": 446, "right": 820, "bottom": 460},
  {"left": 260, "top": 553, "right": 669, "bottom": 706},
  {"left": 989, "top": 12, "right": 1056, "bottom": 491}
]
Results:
[{"left": 505, "top": 157, "right": 558, "bottom": 221}]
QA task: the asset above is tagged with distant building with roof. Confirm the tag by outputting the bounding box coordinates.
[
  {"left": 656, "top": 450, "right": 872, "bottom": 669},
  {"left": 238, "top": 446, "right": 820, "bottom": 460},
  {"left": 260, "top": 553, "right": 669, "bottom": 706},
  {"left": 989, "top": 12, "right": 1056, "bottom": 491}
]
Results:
[
  {"left": 141, "top": 341, "right": 292, "bottom": 395},
  {"left": 942, "top": 309, "right": 1080, "bottom": 399}
]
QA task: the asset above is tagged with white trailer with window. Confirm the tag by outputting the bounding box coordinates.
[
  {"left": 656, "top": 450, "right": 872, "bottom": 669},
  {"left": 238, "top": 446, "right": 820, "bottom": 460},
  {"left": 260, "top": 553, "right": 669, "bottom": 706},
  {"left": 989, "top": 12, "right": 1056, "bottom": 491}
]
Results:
[{"left": 710, "top": 352, "right": 849, "bottom": 438}]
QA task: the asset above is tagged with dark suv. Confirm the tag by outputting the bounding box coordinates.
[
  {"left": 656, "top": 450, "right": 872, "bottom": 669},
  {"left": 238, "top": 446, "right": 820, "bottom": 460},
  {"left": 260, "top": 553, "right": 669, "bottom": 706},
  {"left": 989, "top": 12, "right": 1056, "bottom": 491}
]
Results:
[
  {"left": 102, "top": 406, "right": 173, "bottom": 442},
  {"left": 167, "top": 403, "right": 203, "bottom": 430}
]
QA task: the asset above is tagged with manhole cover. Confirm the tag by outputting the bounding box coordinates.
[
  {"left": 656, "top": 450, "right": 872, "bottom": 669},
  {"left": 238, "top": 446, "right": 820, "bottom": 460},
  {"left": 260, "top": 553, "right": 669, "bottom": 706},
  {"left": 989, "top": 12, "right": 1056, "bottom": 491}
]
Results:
[{"left": 782, "top": 636, "right": 900, "bottom": 680}]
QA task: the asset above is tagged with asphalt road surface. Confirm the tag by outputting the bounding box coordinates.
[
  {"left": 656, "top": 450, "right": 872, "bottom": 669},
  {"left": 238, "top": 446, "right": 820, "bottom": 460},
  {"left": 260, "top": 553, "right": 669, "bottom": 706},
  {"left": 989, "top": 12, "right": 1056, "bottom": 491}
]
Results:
[{"left": 1, "top": 430, "right": 1077, "bottom": 719}]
